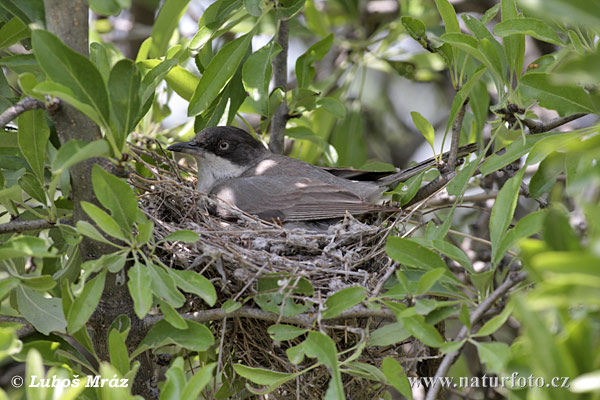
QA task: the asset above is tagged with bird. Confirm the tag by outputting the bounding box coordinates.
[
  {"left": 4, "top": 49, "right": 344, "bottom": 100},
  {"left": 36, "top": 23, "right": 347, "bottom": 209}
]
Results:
[{"left": 167, "top": 126, "right": 476, "bottom": 223}]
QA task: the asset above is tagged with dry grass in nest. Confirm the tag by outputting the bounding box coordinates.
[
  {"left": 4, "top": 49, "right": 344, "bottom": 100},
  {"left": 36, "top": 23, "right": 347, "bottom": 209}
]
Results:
[{"left": 129, "top": 141, "right": 425, "bottom": 398}]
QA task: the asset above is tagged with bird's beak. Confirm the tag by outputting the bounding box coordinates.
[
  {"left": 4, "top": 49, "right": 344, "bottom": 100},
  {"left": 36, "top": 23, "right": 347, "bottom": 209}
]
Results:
[{"left": 167, "top": 141, "right": 199, "bottom": 154}]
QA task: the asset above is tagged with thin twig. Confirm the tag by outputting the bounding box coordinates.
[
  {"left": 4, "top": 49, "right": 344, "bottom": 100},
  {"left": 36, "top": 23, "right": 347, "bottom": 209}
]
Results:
[
  {"left": 144, "top": 305, "right": 395, "bottom": 328},
  {"left": 0, "top": 97, "right": 47, "bottom": 130},
  {"left": 269, "top": 18, "right": 289, "bottom": 154},
  {"left": 0, "top": 315, "right": 36, "bottom": 337},
  {"left": 425, "top": 271, "right": 528, "bottom": 400},
  {"left": 447, "top": 99, "right": 469, "bottom": 171},
  {"left": 0, "top": 218, "right": 71, "bottom": 234},
  {"left": 522, "top": 113, "right": 587, "bottom": 134},
  {"left": 425, "top": 191, "right": 500, "bottom": 207}
]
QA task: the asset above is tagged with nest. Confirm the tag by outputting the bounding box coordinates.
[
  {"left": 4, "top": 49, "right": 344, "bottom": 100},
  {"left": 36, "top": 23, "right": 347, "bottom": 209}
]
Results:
[{"left": 129, "top": 141, "right": 427, "bottom": 399}]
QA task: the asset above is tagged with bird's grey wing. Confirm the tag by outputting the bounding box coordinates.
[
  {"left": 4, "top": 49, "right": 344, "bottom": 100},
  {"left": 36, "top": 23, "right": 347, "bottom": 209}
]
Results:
[{"left": 211, "top": 176, "right": 395, "bottom": 222}]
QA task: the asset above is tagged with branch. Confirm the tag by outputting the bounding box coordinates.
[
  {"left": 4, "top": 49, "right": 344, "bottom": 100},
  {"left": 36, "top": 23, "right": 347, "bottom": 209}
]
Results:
[
  {"left": 268, "top": 18, "right": 289, "bottom": 154},
  {"left": 522, "top": 113, "right": 587, "bottom": 134},
  {"left": 145, "top": 305, "right": 395, "bottom": 327},
  {"left": 0, "top": 315, "right": 36, "bottom": 337},
  {"left": 447, "top": 98, "right": 469, "bottom": 171},
  {"left": 425, "top": 271, "right": 528, "bottom": 400},
  {"left": 0, "top": 97, "right": 46, "bottom": 130},
  {"left": 0, "top": 219, "right": 70, "bottom": 235}
]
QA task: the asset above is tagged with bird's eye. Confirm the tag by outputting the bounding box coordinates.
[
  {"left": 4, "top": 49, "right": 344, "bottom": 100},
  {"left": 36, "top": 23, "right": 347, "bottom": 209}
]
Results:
[{"left": 218, "top": 141, "right": 230, "bottom": 150}]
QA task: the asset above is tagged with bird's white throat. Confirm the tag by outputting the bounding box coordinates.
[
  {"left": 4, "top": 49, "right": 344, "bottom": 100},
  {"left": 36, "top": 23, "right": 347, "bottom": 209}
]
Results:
[{"left": 194, "top": 153, "right": 246, "bottom": 193}]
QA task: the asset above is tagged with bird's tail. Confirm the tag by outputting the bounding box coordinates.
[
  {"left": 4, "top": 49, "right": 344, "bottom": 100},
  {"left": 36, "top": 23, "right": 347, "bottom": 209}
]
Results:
[{"left": 378, "top": 142, "right": 478, "bottom": 188}]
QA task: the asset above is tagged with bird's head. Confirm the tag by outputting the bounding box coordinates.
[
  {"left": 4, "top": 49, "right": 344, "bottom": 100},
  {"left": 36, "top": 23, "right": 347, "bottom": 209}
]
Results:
[{"left": 167, "top": 126, "right": 268, "bottom": 192}]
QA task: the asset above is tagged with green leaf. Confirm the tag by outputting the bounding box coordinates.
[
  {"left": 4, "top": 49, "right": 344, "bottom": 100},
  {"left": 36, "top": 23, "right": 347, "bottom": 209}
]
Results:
[
  {"left": 301, "top": 331, "right": 344, "bottom": 400},
  {"left": 526, "top": 130, "right": 586, "bottom": 166},
  {"left": 401, "top": 16, "right": 427, "bottom": 44},
  {"left": 88, "top": 0, "right": 128, "bottom": 16},
  {"left": 267, "top": 325, "right": 308, "bottom": 341},
  {"left": 519, "top": 72, "right": 597, "bottom": 116},
  {"left": 139, "top": 60, "right": 198, "bottom": 100},
  {"left": 255, "top": 275, "right": 313, "bottom": 317},
  {"left": 91, "top": 164, "right": 138, "bottom": 230},
  {"left": 16, "top": 286, "right": 67, "bottom": 335},
  {"left": 168, "top": 269, "right": 216, "bottom": 306},
  {"left": 479, "top": 131, "right": 559, "bottom": 176},
  {"left": 127, "top": 262, "right": 154, "bottom": 319},
  {"left": 32, "top": 30, "right": 109, "bottom": 128},
  {"left": 402, "top": 315, "right": 444, "bottom": 347},
  {"left": 90, "top": 42, "right": 110, "bottom": 82},
  {"left": 275, "top": 0, "right": 305, "bottom": 19},
  {"left": 440, "top": 339, "right": 466, "bottom": 353},
  {"left": 382, "top": 357, "right": 413, "bottom": 400},
  {"left": 18, "top": 275, "right": 56, "bottom": 291},
  {"left": 441, "top": 33, "right": 502, "bottom": 84},
  {"left": 445, "top": 67, "right": 487, "bottom": 136},
  {"left": 529, "top": 152, "right": 565, "bottom": 198},
  {"left": 389, "top": 171, "right": 424, "bottom": 206},
  {"left": 138, "top": 319, "right": 214, "bottom": 353},
  {"left": 222, "top": 299, "right": 242, "bottom": 313},
  {"left": 25, "top": 348, "right": 46, "bottom": 400},
  {"left": 500, "top": 0, "right": 525, "bottom": 79},
  {"left": 305, "top": 0, "right": 330, "bottom": 36},
  {"left": 459, "top": 303, "right": 471, "bottom": 330},
  {"left": 158, "top": 299, "right": 188, "bottom": 329},
  {"left": 482, "top": 3, "right": 500, "bottom": 25},
  {"left": 108, "top": 59, "right": 141, "bottom": 151},
  {"left": 0, "top": 0, "right": 45, "bottom": 25},
  {"left": 139, "top": 58, "right": 177, "bottom": 104},
  {"left": 489, "top": 168, "right": 525, "bottom": 263},
  {"left": 67, "top": 271, "right": 106, "bottom": 333},
  {"left": 180, "top": 363, "right": 217, "bottom": 399},
  {"left": 188, "top": 32, "right": 253, "bottom": 116},
  {"left": 32, "top": 81, "right": 107, "bottom": 128},
  {"left": 81, "top": 201, "right": 129, "bottom": 242},
  {"left": 0, "top": 17, "right": 29, "bottom": 51},
  {"left": 368, "top": 323, "right": 411, "bottom": 346},
  {"left": 494, "top": 210, "right": 545, "bottom": 265},
  {"left": 429, "top": 239, "right": 474, "bottom": 273},
  {"left": 316, "top": 97, "right": 346, "bottom": 119},
  {"left": 242, "top": 42, "right": 281, "bottom": 116},
  {"left": 472, "top": 341, "right": 510, "bottom": 373},
  {"left": 295, "top": 34, "right": 334, "bottom": 89},
  {"left": 434, "top": 0, "right": 460, "bottom": 33},
  {"left": 0, "top": 236, "right": 56, "bottom": 259},
  {"left": 189, "top": 0, "right": 242, "bottom": 51},
  {"left": 244, "top": 0, "right": 262, "bottom": 16},
  {"left": 18, "top": 109, "right": 49, "bottom": 180},
  {"left": 109, "top": 327, "right": 130, "bottom": 375},
  {"left": 51, "top": 139, "right": 109, "bottom": 174},
  {"left": 75, "top": 221, "right": 119, "bottom": 247},
  {"left": 542, "top": 208, "right": 582, "bottom": 252},
  {"left": 150, "top": 0, "right": 190, "bottom": 58},
  {"left": 494, "top": 18, "right": 564, "bottom": 46},
  {"left": 416, "top": 268, "right": 447, "bottom": 295},
  {"left": 18, "top": 173, "right": 47, "bottom": 204},
  {"left": 160, "top": 230, "right": 199, "bottom": 243},
  {"left": 474, "top": 304, "right": 513, "bottom": 337},
  {"left": 321, "top": 286, "right": 366, "bottom": 319},
  {"left": 136, "top": 217, "right": 154, "bottom": 245},
  {"left": 234, "top": 364, "right": 295, "bottom": 386},
  {"left": 148, "top": 262, "right": 185, "bottom": 307},
  {"left": 0, "top": 278, "right": 19, "bottom": 301},
  {"left": 386, "top": 237, "right": 447, "bottom": 270},
  {"left": 410, "top": 111, "right": 435, "bottom": 152}
]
